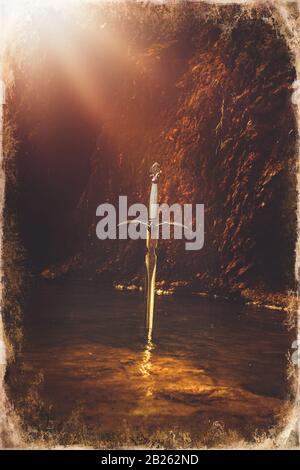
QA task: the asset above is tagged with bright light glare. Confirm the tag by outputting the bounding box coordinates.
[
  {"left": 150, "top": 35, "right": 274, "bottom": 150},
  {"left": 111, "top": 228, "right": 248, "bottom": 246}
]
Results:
[
  {"left": 2, "top": 0, "right": 82, "bottom": 15},
  {"left": 1, "top": 0, "right": 87, "bottom": 37},
  {"left": 0, "top": 0, "right": 130, "bottom": 128}
]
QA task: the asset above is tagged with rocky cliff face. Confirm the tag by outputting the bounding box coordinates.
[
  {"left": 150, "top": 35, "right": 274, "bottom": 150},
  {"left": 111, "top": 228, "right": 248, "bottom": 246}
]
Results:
[{"left": 10, "top": 3, "right": 297, "bottom": 302}]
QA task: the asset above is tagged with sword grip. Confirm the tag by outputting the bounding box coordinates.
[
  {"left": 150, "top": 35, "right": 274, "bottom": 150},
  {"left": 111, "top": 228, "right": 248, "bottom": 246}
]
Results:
[{"left": 149, "top": 183, "right": 158, "bottom": 222}]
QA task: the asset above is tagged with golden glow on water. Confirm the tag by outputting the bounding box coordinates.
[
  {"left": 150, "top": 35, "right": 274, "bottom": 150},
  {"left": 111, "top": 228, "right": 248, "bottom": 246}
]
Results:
[
  {"left": 16, "top": 341, "right": 287, "bottom": 429},
  {"left": 7, "top": 281, "right": 293, "bottom": 440},
  {"left": 139, "top": 339, "right": 155, "bottom": 398},
  {"left": 139, "top": 340, "right": 154, "bottom": 379}
]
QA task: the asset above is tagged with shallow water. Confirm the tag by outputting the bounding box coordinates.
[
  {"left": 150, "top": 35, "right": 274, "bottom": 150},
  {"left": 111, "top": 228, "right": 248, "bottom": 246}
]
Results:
[{"left": 8, "top": 280, "right": 295, "bottom": 442}]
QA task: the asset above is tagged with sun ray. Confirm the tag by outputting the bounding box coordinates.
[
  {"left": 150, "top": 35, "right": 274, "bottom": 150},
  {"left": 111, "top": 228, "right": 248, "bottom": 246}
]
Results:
[{"left": 1, "top": 0, "right": 154, "bottom": 127}]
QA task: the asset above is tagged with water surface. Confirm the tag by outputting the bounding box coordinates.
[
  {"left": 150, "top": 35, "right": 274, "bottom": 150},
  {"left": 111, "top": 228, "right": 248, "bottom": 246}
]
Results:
[{"left": 9, "top": 281, "right": 295, "bottom": 443}]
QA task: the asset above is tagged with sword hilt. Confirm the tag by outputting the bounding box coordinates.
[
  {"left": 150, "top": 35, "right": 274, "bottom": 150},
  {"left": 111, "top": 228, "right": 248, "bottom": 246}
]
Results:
[
  {"left": 149, "top": 162, "right": 161, "bottom": 226},
  {"left": 150, "top": 162, "right": 161, "bottom": 183}
]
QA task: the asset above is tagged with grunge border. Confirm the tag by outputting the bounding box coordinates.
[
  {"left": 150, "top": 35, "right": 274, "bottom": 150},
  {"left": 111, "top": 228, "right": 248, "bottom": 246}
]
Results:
[{"left": 0, "top": 0, "right": 299, "bottom": 449}]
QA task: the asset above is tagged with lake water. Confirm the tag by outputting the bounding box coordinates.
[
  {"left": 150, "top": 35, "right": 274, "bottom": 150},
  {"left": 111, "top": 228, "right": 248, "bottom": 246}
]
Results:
[{"left": 8, "top": 281, "right": 295, "bottom": 445}]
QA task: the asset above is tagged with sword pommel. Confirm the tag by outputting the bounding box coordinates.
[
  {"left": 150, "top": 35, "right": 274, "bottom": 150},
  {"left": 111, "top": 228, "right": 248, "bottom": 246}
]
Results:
[{"left": 150, "top": 162, "right": 161, "bottom": 183}]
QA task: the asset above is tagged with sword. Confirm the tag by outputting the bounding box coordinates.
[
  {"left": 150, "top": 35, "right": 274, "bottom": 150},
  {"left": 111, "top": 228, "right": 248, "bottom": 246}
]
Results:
[{"left": 145, "top": 162, "right": 161, "bottom": 340}]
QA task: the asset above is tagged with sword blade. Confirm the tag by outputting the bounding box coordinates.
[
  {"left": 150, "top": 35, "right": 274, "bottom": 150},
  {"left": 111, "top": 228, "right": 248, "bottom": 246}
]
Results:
[
  {"left": 146, "top": 233, "right": 157, "bottom": 338},
  {"left": 145, "top": 163, "right": 161, "bottom": 339}
]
